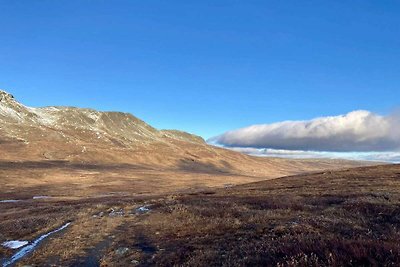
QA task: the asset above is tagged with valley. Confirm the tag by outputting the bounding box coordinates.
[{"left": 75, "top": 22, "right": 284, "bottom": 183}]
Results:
[{"left": 0, "top": 90, "right": 388, "bottom": 266}]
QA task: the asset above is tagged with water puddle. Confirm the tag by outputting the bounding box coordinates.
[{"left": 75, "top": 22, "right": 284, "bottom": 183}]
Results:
[
  {"left": 1, "top": 222, "right": 71, "bottom": 267},
  {"left": 135, "top": 206, "right": 151, "bottom": 214},
  {"left": 0, "top": 200, "right": 22, "bottom": 203},
  {"left": 0, "top": 196, "right": 52, "bottom": 203}
]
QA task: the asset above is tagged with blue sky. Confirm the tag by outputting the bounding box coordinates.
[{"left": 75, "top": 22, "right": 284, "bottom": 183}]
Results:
[{"left": 1, "top": 0, "right": 399, "bottom": 142}]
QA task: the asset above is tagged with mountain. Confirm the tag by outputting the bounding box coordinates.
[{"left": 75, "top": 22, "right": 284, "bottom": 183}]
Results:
[
  {"left": 0, "top": 89, "right": 373, "bottom": 189},
  {"left": 0, "top": 90, "right": 214, "bottom": 165}
]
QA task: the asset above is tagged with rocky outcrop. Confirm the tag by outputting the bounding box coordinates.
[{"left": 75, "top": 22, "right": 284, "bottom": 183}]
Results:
[{"left": 0, "top": 90, "right": 14, "bottom": 102}]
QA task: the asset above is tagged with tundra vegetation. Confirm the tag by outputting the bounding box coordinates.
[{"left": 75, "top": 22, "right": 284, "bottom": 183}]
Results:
[{"left": 1, "top": 164, "right": 399, "bottom": 266}]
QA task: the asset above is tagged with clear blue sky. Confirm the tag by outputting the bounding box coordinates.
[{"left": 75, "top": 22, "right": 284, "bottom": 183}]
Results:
[{"left": 1, "top": 1, "right": 399, "bottom": 139}]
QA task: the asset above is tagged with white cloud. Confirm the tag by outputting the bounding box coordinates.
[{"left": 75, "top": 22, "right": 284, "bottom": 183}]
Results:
[
  {"left": 210, "top": 110, "right": 400, "bottom": 152},
  {"left": 226, "top": 147, "right": 400, "bottom": 163}
]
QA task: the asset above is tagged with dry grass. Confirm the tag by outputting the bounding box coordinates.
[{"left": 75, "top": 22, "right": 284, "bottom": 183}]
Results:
[
  {"left": 0, "top": 157, "right": 373, "bottom": 200},
  {"left": 1, "top": 164, "right": 399, "bottom": 266},
  {"left": 115, "top": 164, "right": 400, "bottom": 267}
]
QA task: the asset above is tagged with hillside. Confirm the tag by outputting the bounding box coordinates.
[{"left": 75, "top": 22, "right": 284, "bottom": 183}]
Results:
[{"left": 0, "top": 89, "right": 374, "bottom": 198}]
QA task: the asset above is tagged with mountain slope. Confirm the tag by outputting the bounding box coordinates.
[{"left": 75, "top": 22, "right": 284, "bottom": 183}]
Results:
[{"left": 0, "top": 89, "right": 372, "bottom": 182}]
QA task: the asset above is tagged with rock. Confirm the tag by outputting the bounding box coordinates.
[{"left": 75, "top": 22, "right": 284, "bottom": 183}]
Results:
[
  {"left": 109, "top": 208, "right": 124, "bottom": 217},
  {"left": 224, "top": 183, "right": 234, "bottom": 188},
  {"left": 0, "top": 90, "right": 14, "bottom": 102},
  {"left": 93, "top": 211, "right": 105, "bottom": 218},
  {"left": 115, "top": 247, "right": 130, "bottom": 256}
]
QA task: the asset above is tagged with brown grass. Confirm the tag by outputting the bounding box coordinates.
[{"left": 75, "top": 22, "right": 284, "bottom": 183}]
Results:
[{"left": 1, "top": 164, "right": 399, "bottom": 266}]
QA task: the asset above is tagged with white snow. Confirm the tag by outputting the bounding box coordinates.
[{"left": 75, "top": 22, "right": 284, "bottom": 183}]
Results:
[
  {"left": 2, "top": 241, "right": 28, "bottom": 249},
  {"left": 27, "top": 107, "right": 57, "bottom": 126},
  {"left": 0, "top": 104, "right": 23, "bottom": 121},
  {"left": 33, "top": 196, "right": 51, "bottom": 199}
]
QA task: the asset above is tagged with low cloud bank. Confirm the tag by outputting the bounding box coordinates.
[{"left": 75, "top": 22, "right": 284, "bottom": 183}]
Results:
[
  {"left": 210, "top": 110, "right": 400, "bottom": 152},
  {"left": 228, "top": 147, "right": 400, "bottom": 163}
]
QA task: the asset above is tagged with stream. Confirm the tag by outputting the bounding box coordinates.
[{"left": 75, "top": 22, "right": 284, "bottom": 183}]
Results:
[{"left": 2, "top": 222, "right": 71, "bottom": 267}]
